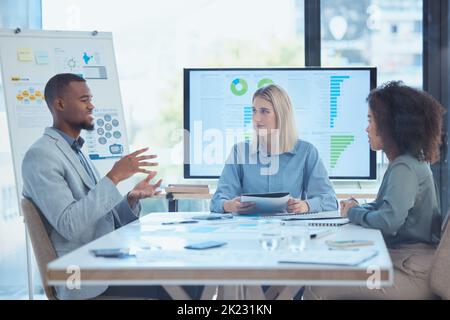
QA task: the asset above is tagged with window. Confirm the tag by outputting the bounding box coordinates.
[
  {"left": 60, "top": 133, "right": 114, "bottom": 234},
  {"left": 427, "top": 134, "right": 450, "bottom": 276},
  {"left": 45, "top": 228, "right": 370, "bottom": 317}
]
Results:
[
  {"left": 320, "top": 0, "right": 423, "bottom": 186},
  {"left": 321, "top": 0, "right": 423, "bottom": 88},
  {"left": 43, "top": 0, "right": 305, "bottom": 211},
  {"left": 0, "top": 0, "right": 42, "bottom": 300}
]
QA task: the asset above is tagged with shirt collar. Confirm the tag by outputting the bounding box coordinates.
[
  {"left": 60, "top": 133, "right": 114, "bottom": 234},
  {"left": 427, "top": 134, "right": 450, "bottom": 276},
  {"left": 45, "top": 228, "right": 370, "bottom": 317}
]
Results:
[
  {"left": 53, "top": 127, "right": 85, "bottom": 151},
  {"left": 249, "top": 139, "right": 299, "bottom": 155},
  {"left": 285, "top": 141, "right": 299, "bottom": 155}
]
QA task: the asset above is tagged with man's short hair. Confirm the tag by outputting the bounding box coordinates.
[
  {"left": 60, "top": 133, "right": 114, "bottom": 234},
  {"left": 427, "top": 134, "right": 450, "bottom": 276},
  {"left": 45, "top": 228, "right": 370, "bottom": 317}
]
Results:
[{"left": 44, "top": 73, "right": 86, "bottom": 109}]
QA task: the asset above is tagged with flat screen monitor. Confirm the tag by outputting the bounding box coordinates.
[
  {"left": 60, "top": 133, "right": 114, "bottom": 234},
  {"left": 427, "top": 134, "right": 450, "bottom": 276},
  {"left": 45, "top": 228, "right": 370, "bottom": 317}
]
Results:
[{"left": 184, "top": 67, "right": 377, "bottom": 180}]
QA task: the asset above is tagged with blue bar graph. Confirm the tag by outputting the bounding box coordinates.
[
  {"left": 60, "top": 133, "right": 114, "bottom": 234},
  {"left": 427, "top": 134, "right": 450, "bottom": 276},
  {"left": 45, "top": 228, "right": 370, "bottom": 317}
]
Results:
[
  {"left": 329, "top": 75, "right": 350, "bottom": 128},
  {"left": 243, "top": 106, "right": 253, "bottom": 141}
]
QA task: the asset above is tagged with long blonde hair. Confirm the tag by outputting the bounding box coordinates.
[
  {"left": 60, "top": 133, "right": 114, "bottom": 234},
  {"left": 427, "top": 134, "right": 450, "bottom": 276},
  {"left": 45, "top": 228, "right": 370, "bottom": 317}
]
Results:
[{"left": 251, "top": 84, "right": 298, "bottom": 153}]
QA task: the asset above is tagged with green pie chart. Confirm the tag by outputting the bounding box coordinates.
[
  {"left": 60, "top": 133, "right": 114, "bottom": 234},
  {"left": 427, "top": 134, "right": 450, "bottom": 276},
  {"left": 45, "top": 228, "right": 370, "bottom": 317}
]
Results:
[
  {"left": 257, "top": 78, "right": 274, "bottom": 88},
  {"left": 230, "top": 78, "right": 248, "bottom": 96}
]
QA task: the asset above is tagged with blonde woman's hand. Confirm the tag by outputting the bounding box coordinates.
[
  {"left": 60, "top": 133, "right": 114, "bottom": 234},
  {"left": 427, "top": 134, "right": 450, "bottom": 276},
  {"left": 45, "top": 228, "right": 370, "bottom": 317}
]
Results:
[
  {"left": 223, "top": 197, "right": 256, "bottom": 213},
  {"left": 287, "top": 197, "right": 309, "bottom": 214}
]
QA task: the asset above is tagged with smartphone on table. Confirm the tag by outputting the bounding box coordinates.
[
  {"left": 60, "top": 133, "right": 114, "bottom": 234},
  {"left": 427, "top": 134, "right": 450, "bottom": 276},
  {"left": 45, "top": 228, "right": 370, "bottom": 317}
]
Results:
[
  {"left": 90, "top": 248, "right": 132, "bottom": 258},
  {"left": 184, "top": 241, "right": 227, "bottom": 250}
]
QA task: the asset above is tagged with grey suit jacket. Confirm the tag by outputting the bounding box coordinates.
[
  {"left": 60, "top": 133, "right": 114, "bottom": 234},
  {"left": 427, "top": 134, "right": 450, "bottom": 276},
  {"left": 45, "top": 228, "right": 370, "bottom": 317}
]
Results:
[{"left": 22, "top": 127, "right": 140, "bottom": 300}]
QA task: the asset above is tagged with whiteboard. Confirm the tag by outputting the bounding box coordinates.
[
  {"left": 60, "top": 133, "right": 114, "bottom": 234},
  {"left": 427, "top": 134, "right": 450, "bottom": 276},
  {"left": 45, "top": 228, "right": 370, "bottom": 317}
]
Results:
[{"left": 0, "top": 28, "right": 132, "bottom": 206}]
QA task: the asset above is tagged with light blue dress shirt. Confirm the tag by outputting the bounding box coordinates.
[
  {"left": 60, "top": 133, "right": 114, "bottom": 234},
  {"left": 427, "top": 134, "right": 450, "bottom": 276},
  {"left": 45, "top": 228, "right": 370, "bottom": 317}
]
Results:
[{"left": 210, "top": 139, "right": 338, "bottom": 213}]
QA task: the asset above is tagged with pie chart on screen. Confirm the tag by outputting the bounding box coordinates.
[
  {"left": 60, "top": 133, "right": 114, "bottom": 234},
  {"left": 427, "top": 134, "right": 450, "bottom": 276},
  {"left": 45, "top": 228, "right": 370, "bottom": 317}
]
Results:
[
  {"left": 230, "top": 78, "right": 248, "bottom": 96},
  {"left": 258, "top": 78, "right": 274, "bottom": 88}
]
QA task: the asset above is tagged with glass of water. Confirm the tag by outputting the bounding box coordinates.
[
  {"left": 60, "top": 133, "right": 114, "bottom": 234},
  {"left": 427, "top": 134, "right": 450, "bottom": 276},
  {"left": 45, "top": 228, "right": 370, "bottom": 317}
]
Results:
[
  {"left": 259, "top": 232, "right": 282, "bottom": 251},
  {"left": 287, "top": 227, "right": 309, "bottom": 252}
]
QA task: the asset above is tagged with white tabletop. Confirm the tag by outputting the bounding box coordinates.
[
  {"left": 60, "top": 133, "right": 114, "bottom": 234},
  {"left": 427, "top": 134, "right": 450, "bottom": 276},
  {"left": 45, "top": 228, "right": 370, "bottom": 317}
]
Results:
[{"left": 47, "top": 212, "right": 393, "bottom": 287}]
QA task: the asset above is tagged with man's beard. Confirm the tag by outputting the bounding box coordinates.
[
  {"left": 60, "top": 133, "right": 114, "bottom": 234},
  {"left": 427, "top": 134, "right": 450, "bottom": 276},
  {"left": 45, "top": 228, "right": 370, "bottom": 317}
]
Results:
[
  {"left": 78, "top": 122, "right": 95, "bottom": 131},
  {"left": 81, "top": 123, "right": 95, "bottom": 131}
]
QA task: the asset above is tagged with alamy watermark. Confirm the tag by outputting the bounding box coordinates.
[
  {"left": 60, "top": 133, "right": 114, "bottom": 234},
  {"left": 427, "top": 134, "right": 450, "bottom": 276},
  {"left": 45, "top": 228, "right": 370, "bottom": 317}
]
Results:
[
  {"left": 366, "top": 265, "right": 382, "bottom": 290},
  {"left": 66, "top": 265, "right": 81, "bottom": 290},
  {"left": 174, "top": 121, "right": 281, "bottom": 175}
]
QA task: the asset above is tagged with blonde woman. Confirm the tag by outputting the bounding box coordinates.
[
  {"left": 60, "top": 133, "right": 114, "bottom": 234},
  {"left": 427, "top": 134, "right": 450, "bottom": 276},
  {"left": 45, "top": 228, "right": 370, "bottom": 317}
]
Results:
[{"left": 210, "top": 84, "right": 338, "bottom": 214}]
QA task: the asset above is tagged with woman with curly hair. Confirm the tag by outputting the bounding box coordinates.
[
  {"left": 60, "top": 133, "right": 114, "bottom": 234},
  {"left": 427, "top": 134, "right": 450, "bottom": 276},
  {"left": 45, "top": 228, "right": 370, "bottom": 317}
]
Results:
[{"left": 304, "top": 81, "right": 445, "bottom": 300}]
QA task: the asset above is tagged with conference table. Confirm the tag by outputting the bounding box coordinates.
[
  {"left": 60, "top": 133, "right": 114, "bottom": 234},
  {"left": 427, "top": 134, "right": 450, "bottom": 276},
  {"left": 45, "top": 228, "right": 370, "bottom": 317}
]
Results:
[
  {"left": 163, "top": 189, "right": 378, "bottom": 212},
  {"left": 47, "top": 212, "right": 393, "bottom": 300}
]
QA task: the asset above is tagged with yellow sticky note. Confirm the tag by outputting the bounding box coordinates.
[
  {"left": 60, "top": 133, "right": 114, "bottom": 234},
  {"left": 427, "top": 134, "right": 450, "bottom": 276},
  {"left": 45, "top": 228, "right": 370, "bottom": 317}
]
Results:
[{"left": 17, "top": 48, "right": 33, "bottom": 61}]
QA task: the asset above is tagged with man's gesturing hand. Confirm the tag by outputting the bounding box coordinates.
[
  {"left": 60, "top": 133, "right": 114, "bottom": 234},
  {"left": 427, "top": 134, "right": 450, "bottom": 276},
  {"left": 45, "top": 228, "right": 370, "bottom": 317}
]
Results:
[
  {"left": 127, "top": 171, "right": 162, "bottom": 208},
  {"left": 106, "top": 147, "right": 158, "bottom": 185}
]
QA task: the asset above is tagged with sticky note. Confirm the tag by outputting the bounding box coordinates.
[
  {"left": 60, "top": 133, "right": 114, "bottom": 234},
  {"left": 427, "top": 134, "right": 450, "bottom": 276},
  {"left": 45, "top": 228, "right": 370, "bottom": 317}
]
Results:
[
  {"left": 35, "top": 51, "right": 49, "bottom": 64},
  {"left": 189, "top": 226, "right": 219, "bottom": 233},
  {"left": 237, "top": 223, "right": 258, "bottom": 228},
  {"left": 17, "top": 48, "right": 33, "bottom": 61}
]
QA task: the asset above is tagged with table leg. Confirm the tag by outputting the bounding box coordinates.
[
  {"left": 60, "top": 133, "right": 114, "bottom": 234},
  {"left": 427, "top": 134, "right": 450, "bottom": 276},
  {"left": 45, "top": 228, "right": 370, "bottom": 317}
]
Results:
[
  {"left": 245, "top": 286, "right": 266, "bottom": 300},
  {"left": 200, "top": 286, "right": 219, "bottom": 300},
  {"left": 276, "top": 286, "right": 302, "bottom": 300},
  {"left": 264, "top": 285, "right": 285, "bottom": 299},
  {"left": 163, "top": 285, "right": 191, "bottom": 299},
  {"left": 219, "top": 285, "right": 243, "bottom": 300},
  {"left": 168, "top": 198, "right": 178, "bottom": 212}
]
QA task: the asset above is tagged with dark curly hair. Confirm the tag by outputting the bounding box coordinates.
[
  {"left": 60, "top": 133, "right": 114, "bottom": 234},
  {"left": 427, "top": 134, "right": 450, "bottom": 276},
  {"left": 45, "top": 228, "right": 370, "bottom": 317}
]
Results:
[{"left": 367, "top": 81, "right": 445, "bottom": 164}]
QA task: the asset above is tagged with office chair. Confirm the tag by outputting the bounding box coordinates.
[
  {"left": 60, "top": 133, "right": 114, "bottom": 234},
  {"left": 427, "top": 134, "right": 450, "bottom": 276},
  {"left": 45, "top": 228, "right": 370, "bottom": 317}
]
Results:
[
  {"left": 430, "top": 216, "right": 450, "bottom": 299},
  {"left": 21, "top": 197, "right": 58, "bottom": 300},
  {"left": 21, "top": 198, "right": 208, "bottom": 300}
]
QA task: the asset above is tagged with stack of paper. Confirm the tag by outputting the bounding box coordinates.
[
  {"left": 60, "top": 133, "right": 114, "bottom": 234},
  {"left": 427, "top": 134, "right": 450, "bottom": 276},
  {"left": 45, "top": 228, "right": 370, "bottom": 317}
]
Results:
[
  {"left": 239, "top": 192, "right": 290, "bottom": 214},
  {"left": 165, "top": 184, "right": 209, "bottom": 194}
]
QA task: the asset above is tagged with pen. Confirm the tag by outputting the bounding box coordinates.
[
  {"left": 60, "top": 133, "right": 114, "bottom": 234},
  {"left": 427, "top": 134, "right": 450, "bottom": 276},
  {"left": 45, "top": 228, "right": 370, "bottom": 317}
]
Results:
[
  {"left": 161, "top": 220, "right": 199, "bottom": 225},
  {"left": 310, "top": 230, "right": 334, "bottom": 239},
  {"left": 328, "top": 247, "right": 360, "bottom": 251},
  {"left": 325, "top": 240, "right": 374, "bottom": 247},
  {"left": 349, "top": 197, "right": 359, "bottom": 204},
  {"left": 329, "top": 240, "right": 372, "bottom": 244}
]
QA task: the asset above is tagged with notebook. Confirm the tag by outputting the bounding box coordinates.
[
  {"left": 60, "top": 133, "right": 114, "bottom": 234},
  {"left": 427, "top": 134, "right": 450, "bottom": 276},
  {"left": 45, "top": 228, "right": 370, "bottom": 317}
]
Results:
[
  {"left": 305, "top": 218, "right": 350, "bottom": 227},
  {"left": 281, "top": 218, "right": 350, "bottom": 227},
  {"left": 235, "top": 210, "right": 342, "bottom": 218},
  {"left": 281, "top": 211, "right": 349, "bottom": 226},
  {"left": 238, "top": 210, "right": 349, "bottom": 226},
  {"left": 281, "top": 211, "right": 342, "bottom": 220},
  {"left": 278, "top": 249, "right": 379, "bottom": 266}
]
